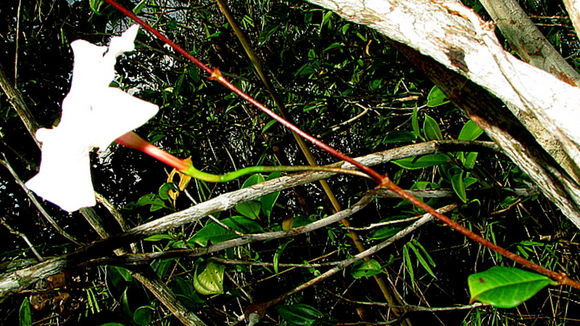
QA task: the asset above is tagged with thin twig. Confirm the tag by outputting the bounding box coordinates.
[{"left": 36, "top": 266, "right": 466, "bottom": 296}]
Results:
[
  {"left": 0, "top": 154, "right": 81, "bottom": 245},
  {"left": 243, "top": 205, "right": 455, "bottom": 319},
  {"left": 0, "top": 217, "right": 43, "bottom": 261}
]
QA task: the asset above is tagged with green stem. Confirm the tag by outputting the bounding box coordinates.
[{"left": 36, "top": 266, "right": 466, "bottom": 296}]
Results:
[{"left": 182, "top": 164, "right": 370, "bottom": 183}]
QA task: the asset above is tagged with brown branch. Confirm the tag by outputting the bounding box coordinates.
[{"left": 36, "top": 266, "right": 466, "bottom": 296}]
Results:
[
  {"left": 244, "top": 204, "right": 457, "bottom": 321},
  {"left": 0, "top": 63, "right": 39, "bottom": 146}
]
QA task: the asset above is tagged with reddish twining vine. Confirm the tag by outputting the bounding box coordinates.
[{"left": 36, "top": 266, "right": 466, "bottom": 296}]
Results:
[{"left": 103, "top": 0, "right": 580, "bottom": 289}]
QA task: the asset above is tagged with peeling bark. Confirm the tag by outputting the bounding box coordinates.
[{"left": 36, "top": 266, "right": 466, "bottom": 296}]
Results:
[{"left": 307, "top": 0, "right": 580, "bottom": 228}]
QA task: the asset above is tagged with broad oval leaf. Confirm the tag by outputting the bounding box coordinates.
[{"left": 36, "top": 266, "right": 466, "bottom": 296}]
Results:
[
  {"left": 235, "top": 200, "right": 261, "bottom": 219},
  {"left": 426, "top": 86, "right": 450, "bottom": 107},
  {"left": 276, "top": 304, "right": 324, "bottom": 326},
  {"left": 450, "top": 171, "right": 467, "bottom": 203},
  {"left": 393, "top": 154, "right": 450, "bottom": 170},
  {"left": 19, "top": 298, "right": 32, "bottom": 326},
  {"left": 189, "top": 216, "right": 263, "bottom": 246},
  {"left": 133, "top": 306, "right": 153, "bottom": 326},
  {"left": 423, "top": 114, "right": 443, "bottom": 140},
  {"left": 351, "top": 259, "right": 383, "bottom": 279},
  {"left": 194, "top": 262, "right": 225, "bottom": 295},
  {"left": 468, "top": 266, "right": 556, "bottom": 308},
  {"left": 458, "top": 120, "right": 484, "bottom": 141}
]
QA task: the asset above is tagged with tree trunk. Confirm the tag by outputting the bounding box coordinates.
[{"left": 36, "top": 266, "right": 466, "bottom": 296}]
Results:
[{"left": 306, "top": 0, "right": 580, "bottom": 228}]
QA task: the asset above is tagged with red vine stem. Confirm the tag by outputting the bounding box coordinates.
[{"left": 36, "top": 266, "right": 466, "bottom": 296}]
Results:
[
  {"left": 103, "top": 0, "right": 580, "bottom": 289},
  {"left": 102, "top": 0, "right": 384, "bottom": 184},
  {"left": 382, "top": 179, "right": 580, "bottom": 289}
]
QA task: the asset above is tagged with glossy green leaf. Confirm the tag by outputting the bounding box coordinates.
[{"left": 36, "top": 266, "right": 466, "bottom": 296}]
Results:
[
  {"left": 409, "top": 240, "right": 437, "bottom": 278},
  {"left": 274, "top": 240, "right": 292, "bottom": 274},
  {"left": 383, "top": 130, "right": 417, "bottom": 143},
  {"left": 241, "top": 174, "right": 265, "bottom": 188},
  {"left": 19, "top": 298, "right": 32, "bottom": 326},
  {"left": 403, "top": 244, "right": 415, "bottom": 287},
  {"left": 450, "top": 171, "right": 467, "bottom": 203},
  {"left": 158, "top": 182, "right": 177, "bottom": 200},
  {"left": 423, "top": 114, "right": 443, "bottom": 140},
  {"left": 393, "top": 154, "right": 450, "bottom": 169},
  {"left": 108, "top": 266, "right": 133, "bottom": 288},
  {"left": 235, "top": 175, "right": 265, "bottom": 219},
  {"left": 468, "top": 266, "right": 556, "bottom": 308},
  {"left": 133, "top": 306, "right": 153, "bottom": 326},
  {"left": 235, "top": 200, "right": 261, "bottom": 219},
  {"left": 464, "top": 152, "right": 479, "bottom": 169},
  {"left": 367, "top": 225, "right": 403, "bottom": 240},
  {"left": 412, "top": 107, "right": 421, "bottom": 139},
  {"left": 458, "top": 120, "right": 484, "bottom": 141},
  {"left": 276, "top": 303, "right": 324, "bottom": 326},
  {"left": 426, "top": 86, "right": 450, "bottom": 107},
  {"left": 351, "top": 259, "right": 383, "bottom": 279},
  {"left": 143, "top": 234, "right": 174, "bottom": 242},
  {"left": 260, "top": 172, "right": 281, "bottom": 218},
  {"left": 193, "top": 262, "right": 225, "bottom": 295},
  {"left": 189, "top": 216, "right": 263, "bottom": 246}
]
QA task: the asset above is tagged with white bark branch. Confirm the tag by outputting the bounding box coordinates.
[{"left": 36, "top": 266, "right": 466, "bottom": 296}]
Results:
[
  {"left": 306, "top": 0, "right": 580, "bottom": 227},
  {"left": 0, "top": 140, "right": 495, "bottom": 298}
]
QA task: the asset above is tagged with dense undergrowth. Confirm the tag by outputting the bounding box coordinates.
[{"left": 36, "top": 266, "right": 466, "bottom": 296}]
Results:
[{"left": 0, "top": 0, "right": 578, "bottom": 325}]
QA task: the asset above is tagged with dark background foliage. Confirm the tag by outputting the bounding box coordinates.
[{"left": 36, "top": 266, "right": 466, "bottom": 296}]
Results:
[{"left": 1, "top": 0, "right": 578, "bottom": 325}]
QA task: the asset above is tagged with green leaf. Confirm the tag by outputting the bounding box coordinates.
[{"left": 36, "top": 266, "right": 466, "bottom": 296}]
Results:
[
  {"left": 235, "top": 175, "right": 265, "bottom": 219},
  {"left": 367, "top": 225, "right": 403, "bottom": 240},
  {"left": 411, "top": 107, "right": 421, "bottom": 139},
  {"left": 89, "top": 0, "right": 105, "bottom": 14},
  {"left": 423, "top": 114, "right": 443, "bottom": 140},
  {"left": 351, "top": 259, "right": 383, "bottom": 279},
  {"left": 274, "top": 240, "right": 292, "bottom": 274},
  {"left": 383, "top": 130, "right": 417, "bottom": 143},
  {"left": 143, "top": 234, "right": 174, "bottom": 242},
  {"left": 189, "top": 216, "right": 263, "bottom": 246},
  {"left": 261, "top": 119, "right": 277, "bottom": 134},
  {"left": 135, "top": 193, "right": 168, "bottom": 212},
  {"left": 450, "top": 171, "right": 467, "bottom": 203},
  {"left": 468, "top": 266, "right": 556, "bottom": 308},
  {"left": 426, "top": 86, "right": 450, "bottom": 107},
  {"left": 464, "top": 152, "right": 479, "bottom": 169},
  {"left": 19, "top": 297, "right": 32, "bottom": 326},
  {"left": 158, "top": 183, "right": 177, "bottom": 200},
  {"left": 241, "top": 174, "right": 265, "bottom": 188},
  {"left": 458, "top": 120, "right": 484, "bottom": 141},
  {"left": 276, "top": 304, "right": 324, "bottom": 326},
  {"left": 108, "top": 266, "right": 133, "bottom": 288},
  {"left": 403, "top": 244, "right": 415, "bottom": 287},
  {"left": 132, "top": 0, "right": 148, "bottom": 15},
  {"left": 393, "top": 154, "right": 450, "bottom": 169},
  {"left": 235, "top": 200, "right": 261, "bottom": 219},
  {"left": 193, "top": 262, "right": 225, "bottom": 295},
  {"left": 133, "top": 306, "right": 153, "bottom": 326},
  {"left": 120, "top": 288, "right": 131, "bottom": 318},
  {"left": 409, "top": 240, "right": 437, "bottom": 278},
  {"left": 260, "top": 172, "right": 281, "bottom": 218}
]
